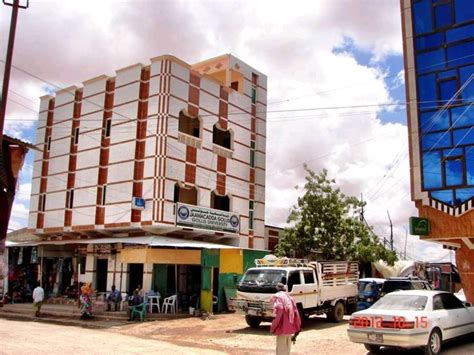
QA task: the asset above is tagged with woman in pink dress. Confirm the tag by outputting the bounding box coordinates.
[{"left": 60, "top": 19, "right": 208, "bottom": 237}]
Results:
[{"left": 270, "top": 283, "right": 301, "bottom": 355}]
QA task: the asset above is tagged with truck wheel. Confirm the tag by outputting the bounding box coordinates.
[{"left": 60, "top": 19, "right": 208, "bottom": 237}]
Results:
[
  {"left": 327, "top": 302, "right": 345, "bottom": 323},
  {"left": 245, "top": 315, "right": 262, "bottom": 328}
]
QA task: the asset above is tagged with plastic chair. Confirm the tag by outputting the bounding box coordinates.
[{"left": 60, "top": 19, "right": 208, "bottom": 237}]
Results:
[
  {"left": 120, "top": 293, "right": 128, "bottom": 311},
  {"left": 162, "top": 295, "right": 177, "bottom": 314},
  {"left": 129, "top": 302, "right": 147, "bottom": 321}
]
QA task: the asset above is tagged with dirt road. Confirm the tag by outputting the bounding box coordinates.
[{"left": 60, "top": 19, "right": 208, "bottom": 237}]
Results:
[{"left": 0, "top": 314, "right": 472, "bottom": 354}]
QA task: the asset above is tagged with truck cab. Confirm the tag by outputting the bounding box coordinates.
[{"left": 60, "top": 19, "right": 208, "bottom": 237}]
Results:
[{"left": 356, "top": 278, "right": 385, "bottom": 311}]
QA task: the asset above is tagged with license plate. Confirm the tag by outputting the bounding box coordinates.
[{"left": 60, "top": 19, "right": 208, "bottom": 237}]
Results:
[
  {"left": 367, "top": 333, "right": 383, "bottom": 343},
  {"left": 248, "top": 308, "right": 258, "bottom": 316}
]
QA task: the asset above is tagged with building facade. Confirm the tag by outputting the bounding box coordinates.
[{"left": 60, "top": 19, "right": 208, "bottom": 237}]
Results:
[
  {"left": 23, "top": 54, "right": 267, "bottom": 311},
  {"left": 401, "top": 0, "right": 474, "bottom": 301}
]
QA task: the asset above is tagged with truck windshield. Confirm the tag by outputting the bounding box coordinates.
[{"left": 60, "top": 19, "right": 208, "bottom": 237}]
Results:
[
  {"left": 358, "top": 282, "right": 377, "bottom": 294},
  {"left": 238, "top": 269, "right": 287, "bottom": 293}
]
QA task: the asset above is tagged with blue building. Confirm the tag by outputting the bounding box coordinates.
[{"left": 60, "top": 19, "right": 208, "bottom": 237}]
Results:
[{"left": 401, "top": 0, "right": 474, "bottom": 302}]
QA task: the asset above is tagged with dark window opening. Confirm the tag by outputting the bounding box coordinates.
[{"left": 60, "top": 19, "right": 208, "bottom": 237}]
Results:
[
  {"left": 231, "top": 81, "right": 239, "bottom": 91},
  {"left": 79, "top": 256, "right": 86, "bottom": 275},
  {"left": 211, "top": 191, "right": 230, "bottom": 212},
  {"left": 68, "top": 189, "right": 74, "bottom": 209},
  {"left": 105, "top": 119, "right": 112, "bottom": 138},
  {"left": 287, "top": 271, "right": 301, "bottom": 292},
  {"left": 179, "top": 110, "right": 200, "bottom": 138},
  {"left": 101, "top": 185, "right": 107, "bottom": 205},
  {"left": 213, "top": 124, "right": 231, "bottom": 149},
  {"left": 249, "top": 200, "right": 254, "bottom": 210},
  {"left": 40, "top": 194, "right": 46, "bottom": 212},
  {"left": 74, "top": 127, "right": 80, "bottom": 145},
  {"left": 248, "top": 210, "right": 254, "bottom": 230},
  {"left": 174, "top": 183, "right": 198, "bottom": 205},
  {"left": 251, "top": 87, "right": 257, "bottom": 104},
  {"left": 303, "top": 270, "right": 315, "bottom": 284},
  {"left": 47, "top": 136, "right": 51, "bottom": 151}
]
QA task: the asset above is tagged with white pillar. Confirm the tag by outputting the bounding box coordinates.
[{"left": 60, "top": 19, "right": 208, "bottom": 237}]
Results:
[{"left": 143, "top": 263, "right": 153, "bottom": 293}]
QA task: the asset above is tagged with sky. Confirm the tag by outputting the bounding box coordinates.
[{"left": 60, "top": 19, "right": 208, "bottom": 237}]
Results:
[{"left": 1, "top": 0, "right": 455, "bottom": 262}]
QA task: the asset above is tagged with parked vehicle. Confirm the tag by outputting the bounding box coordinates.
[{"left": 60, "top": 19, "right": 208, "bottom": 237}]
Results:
[
  {"left": 380, "top": 277, "right": 431, "bottom": 297},
  {"left": 229, "top": 256, "right": 359, "bottom": 327},
  {"left": 357, "top": 278, "right": 385, "bottom": 311},
  {"left": 347, "top": 290, "right": 474, "bottom": 354}
]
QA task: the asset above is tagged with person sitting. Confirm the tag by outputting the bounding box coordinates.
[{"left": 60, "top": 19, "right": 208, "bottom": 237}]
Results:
[
  {"left": 127, "top": 289, "right": 143, "bottom": 318},
  {"left": 107, "top": 285, "right": 122, "bottom": 312}
]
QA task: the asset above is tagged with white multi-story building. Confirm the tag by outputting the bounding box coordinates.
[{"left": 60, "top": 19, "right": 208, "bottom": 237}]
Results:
[{"left": 28, "top": 54, "right": 267, "bottom": 249}]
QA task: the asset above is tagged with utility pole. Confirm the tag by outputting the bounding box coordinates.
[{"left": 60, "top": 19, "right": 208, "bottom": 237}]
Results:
[{"left": 387, "top": 210, "right": 393, "bottom": 251}]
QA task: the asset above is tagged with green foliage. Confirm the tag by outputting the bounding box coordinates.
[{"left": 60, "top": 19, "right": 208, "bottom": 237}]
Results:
[{"left": 275, "top": 166, "right": 397, "bottom": 266}]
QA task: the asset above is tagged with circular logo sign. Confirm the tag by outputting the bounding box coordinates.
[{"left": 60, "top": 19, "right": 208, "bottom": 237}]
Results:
[
  {"left": 177, "top": 205, "right": 190, "bottom": 220},
  {"left": 230, "top": 215, "right": 239, "bottom": 228}
]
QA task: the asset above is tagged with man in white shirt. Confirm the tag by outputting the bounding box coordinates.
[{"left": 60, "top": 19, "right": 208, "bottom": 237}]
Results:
[{"left": 32, "top": 282, "right": 44, "bottom": 317}]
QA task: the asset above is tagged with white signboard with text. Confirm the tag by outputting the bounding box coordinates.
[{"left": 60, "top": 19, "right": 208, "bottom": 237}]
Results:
[{"left": 176, "top": 203, "right": 240, "bottom": 234}]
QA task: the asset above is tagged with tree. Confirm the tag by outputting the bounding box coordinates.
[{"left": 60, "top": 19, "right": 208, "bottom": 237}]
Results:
[{"left": 276, "top": 166, "right": 397, "bottom": 265}]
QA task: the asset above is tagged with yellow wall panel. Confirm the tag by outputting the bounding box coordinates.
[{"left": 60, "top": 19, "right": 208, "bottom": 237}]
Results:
[
  {"left": 120, "top": 248, "right": 201, "bottom": 265},
  {"left": 220, "top": 249, "right": 243, "bottom": 274},
  {"left": 200, "top": 290, "right": 212, "bottom": 313}
]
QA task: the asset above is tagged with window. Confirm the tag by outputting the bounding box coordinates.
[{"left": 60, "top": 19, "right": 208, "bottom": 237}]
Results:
[
  {"left": 230, "top": 81, "right": 239, "bottom": 91},
  {"left": 79, "top": 256, "right": 86, "bottom": 275},
  {"left": 101, "top": 185, "right": 107, "bottom": 205},
  {"left": 46, "top": 136, "right": 51, "bottom": 152},
  {"left": 444, "top": 158, "right": 464, "bottom": 186},
  {"left": 423, "top": 151, "right": 443, "bottom": 189},
  {"left": 453, "top": 128, "right": 474, "bottom": 145},
  {"left": 416, "top": 49, "right": 445, "bottom": 74},
  {"left": 433, "top": 295, "right": 444, "bottom": 310},
  {"left": 67, "top": 189, "right": 74, "bottom": 209},
  {"left": 434, "top": 3, "right": 453, "bottom": 29},
  {"left": 251, "top": 87, "right": 257, "bottom": 104},
  {"left": 174, "top": 183, "right": 198, "bottom": 205},
  {"left": 211, "top": 191, "right": 229, "bottom": 211},
  {"left": 248, "top": 200, "right": 254, "bottom": 230},
  {"left": 105, "top": 119, "right": 112, "bottom": 138},
  {"left": 412, "top": 0, "right": 432, "bottom": 34},
  {"left": 415, "top": 32, "right": 444, "bottom": 52},
  {"left": 431, "top": 189, "right": 454, "bottom": 204},
  {"left": 39, "top": 194, "right": 46, "bottom": 212},
  {"left": 440, "top": 293, "right": 465, "bottom": 309},
  {"left": 74, "top": 127, "right": 80, "bottom": 145},
  {"left": 438, "top": 78, "right": 458, "bottom": 104},
  {"left": 250, "top": 141, "right": 256, "bottom": 167},
  {"left": 454, "top": 0, "right": 474, "bottom": 23},
  {"left": 303, "top": 270, "right": 315, "bottom": 284},
  {"left": 179, "top": 110, "right": 200, "bottom": 138},
  {"left": 420, "top": 110, "right": 450, "bottom": 133},
  {"left": 287, "top": 271, "right": 301, "bottom": 292},
  {"left": 422, "top": 132, "right": 452, "bottom": 150},
  {"left": 213, "top": 124, "right": 231, "bottom": 150}
]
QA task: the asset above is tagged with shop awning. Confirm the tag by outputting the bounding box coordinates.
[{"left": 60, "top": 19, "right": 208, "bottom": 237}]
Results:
[{"left": 5, "top": 235, "right": 239, "bottom": 249}]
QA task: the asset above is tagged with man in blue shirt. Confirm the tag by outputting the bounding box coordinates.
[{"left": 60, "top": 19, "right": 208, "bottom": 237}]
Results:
[{"left": 107, "top": 285, "right": 122, "bottom": 311}]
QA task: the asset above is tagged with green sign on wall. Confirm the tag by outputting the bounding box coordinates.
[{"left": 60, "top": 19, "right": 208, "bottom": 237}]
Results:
[{"left": 409, "top": 217, "right": 430, "bottom": 236}]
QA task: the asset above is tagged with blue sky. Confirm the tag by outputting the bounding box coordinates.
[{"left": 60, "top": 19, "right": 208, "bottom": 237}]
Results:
[{"left": 2, "top": 0, "right": 454, "bottom": 262}]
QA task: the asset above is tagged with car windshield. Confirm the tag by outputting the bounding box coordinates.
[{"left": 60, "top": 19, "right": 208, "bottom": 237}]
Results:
[
  {"left": 240, "top": 269, "right": 286, "bottom": 286},
  {"left": 371, "top": 294, "right": 428, "bottom": 311},
  {"left": 358, "top": 282, "right": 377, "bottom": 293}
]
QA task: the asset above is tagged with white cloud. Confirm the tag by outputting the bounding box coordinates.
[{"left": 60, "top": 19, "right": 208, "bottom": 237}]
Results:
[{"left": 3, "top": 0, "right": 448, "bottom": 261}]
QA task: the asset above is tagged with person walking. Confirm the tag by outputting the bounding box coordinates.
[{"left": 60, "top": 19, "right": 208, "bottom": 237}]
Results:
[
  {"left": 32, "top": 282, "right": 44, "bottom": 317},
  {"left": 270, "top": 283, "right": 301, "bottom": 355}
]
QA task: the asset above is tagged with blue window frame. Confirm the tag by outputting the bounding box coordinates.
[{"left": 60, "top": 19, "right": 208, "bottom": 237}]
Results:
[
  {"left": 418, "top": 74, "right": 437, "bottom": 110},
  {"left": 416, "top": 48, "right": 446, "bottom": 73},
  {"left": 435, "top": 3, "right": 453, "bottom": 29},
  {"left": 413, "top": 0, "right": 433, "bottom": 34},
  {"left": 431, "top": 190, "right": 454, "bottom": 204},
  {"left": 455, "top": 188, "right": 474, "bottom": 203},
  {"left": 453, "top": 128, "right": 474, "bottom": 145},
  {"left": 447, "top": 41, "right": 474, "bottom": 67},
  {"left": 445, "top": 158, "right": 464, "bottom": 186},
  {"left": 467, "top": 147, "right": 474, "bottom": 184},
  {"left": 438, "top": 78, "right": 458, "bottom": 103},
  {"left": 420, "top": 110, "right": 450, "bottom": 132},
  {"left": 422, "top": 132, "right": 452, "bottom": 150},
  {"left": 416, "top": 32, "right": 444, "bottom": 51},
  {"left": 451, "top": 106, "right": 474, "bottom": 128},
  {"left": 446, "top": 23, "right": 474, "bottom": 43},
  {"left": 454, "top": 0, "right": 474, "bottom": 24},
  {"left": 423, "top": 151, "right": 443, "bottom": 188}
]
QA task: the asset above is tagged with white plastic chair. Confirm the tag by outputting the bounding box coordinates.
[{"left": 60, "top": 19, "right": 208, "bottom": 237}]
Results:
[
  {"left": 162, "top": 295, "right": 177, "bottom": 314},
  {"left": 120, "top": 292, "right": 128, "bottom": 311}
]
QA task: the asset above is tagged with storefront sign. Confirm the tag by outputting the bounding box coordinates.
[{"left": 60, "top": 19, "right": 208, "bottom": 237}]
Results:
[
  {"left": 94, "top": 244, "right": 111, "bottom": 255},
  {"left": 409, "top": 217, "right": 430, "bottom": 236},
  {"left": 176, "top": 203, "right": 240, "bottom": 233}
]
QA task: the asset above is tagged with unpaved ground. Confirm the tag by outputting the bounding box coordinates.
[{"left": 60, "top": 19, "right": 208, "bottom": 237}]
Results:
[{"left": 0, "top": 314, "right": 472, "bottom": 354}]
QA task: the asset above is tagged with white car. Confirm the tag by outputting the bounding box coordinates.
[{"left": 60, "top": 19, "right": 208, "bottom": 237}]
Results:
[{"left": 347, "top": 290, "right": 474, "bottom": 355}]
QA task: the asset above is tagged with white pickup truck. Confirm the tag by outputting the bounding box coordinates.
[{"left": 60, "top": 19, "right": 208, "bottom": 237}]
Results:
[{"left": 230, "top": 257, "right": 359, "bottom": 327}]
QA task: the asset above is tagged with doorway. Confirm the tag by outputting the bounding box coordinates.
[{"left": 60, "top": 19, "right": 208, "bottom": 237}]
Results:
[
  {"left": 128, "top": 263, "right": 144, "bottom": 294},
  {"left": 96, "top": 259, "right": 108, "bottom": 292}
]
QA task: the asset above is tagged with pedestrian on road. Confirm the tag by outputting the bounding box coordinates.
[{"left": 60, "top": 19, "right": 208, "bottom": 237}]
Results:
[
  {"left": 79, "top": 283, "right": 93, "bottom": 320},
  {"left": 32, "top": 282, "right": 44, "bottom": 317},
  {"left": 270, "top": 283, "right": 301, "bottom": 355}
]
